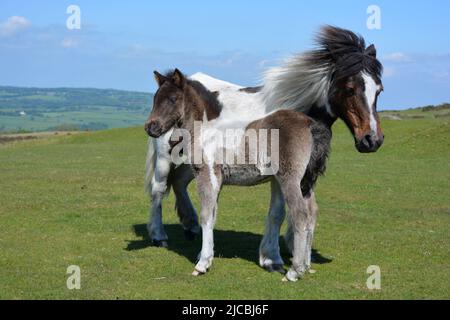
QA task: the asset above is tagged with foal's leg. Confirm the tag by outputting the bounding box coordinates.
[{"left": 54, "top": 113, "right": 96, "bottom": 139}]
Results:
[
  {"left": 284, "top": 191, "right": 318, "bottom": 268},
  {"left": 192, "top": 168, "right": 222, "bottom": 275},
  {"left": 259, "top": 179, "right": 286, "bottom": 274},
  {"left": 305, "top": 191, "right": 318, "bottom": 269},
  {"left": 171, "top": 164, "right": 201, "bottom": 240},
  {"left": 278, "top": 177, "right": 310, "bottom": 282}
]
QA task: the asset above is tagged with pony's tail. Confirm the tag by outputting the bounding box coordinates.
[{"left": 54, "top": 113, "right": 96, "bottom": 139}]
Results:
[{"left": 145, "top": 137, "right": 157, "bottom": 194}]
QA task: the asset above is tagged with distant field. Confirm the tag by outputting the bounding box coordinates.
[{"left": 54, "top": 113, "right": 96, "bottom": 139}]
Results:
[
  {"left": 0, "top": 86, "right": 153, "bottom": 133},
  {"left": 0, "top": 110, "right": 448, "bottom": 299}
]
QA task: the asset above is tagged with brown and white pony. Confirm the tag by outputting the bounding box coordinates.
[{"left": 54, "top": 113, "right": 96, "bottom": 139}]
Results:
[{"left": 144, "top": 26, "right": 384, "bottom": 276}]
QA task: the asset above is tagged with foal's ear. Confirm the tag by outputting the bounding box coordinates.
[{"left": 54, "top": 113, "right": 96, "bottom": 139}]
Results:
[
  {"left": 365, "top": 44, "right": 377, "bottom": 58},
  {"left": 154, "top": 71, "right": 167, "bottom": 87},
  {"left": 172, "top": 68, "right": 186, "bottom": 89}
]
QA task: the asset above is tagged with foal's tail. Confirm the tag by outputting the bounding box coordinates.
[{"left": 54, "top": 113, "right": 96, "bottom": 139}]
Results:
[
  {"left": 144, "top": 137, "right": 157, "bottom": 194},
  {"left": 301, "top": 121, "right": 332, "bottom": 196}
]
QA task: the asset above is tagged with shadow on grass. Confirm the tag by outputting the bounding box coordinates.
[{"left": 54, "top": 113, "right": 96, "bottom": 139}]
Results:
[{"left": 126, "top": 223, "right": 332, "bottom": 267}]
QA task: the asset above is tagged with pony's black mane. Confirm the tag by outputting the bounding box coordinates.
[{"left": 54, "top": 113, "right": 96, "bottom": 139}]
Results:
[
  {"left": 262, "top": 26, "right": 383, "bottom": 114},
  {"left": 311, "top": 25, "right": 383, "bottom": 83},
  {"left": 163, "top": 69, "right": 223, "bottom": 116}
]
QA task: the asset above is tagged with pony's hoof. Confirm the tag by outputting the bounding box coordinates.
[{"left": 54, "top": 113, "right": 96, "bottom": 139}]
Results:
[
  {"left": 273, "top": 264, "right": 287, "bottom": 275},
  {"left": 152, "top": 239, "right": 168, "bottom": 248},
  {"left": 184, "top": 229, "right": 198, "bottom": 241},
  {"left": 283, "top": 270, "right": 301, "bottom": 282},
  {"left": 263, "top": 264, "right": 286, "bottom": 274},
  {"left": 308, "top": 269, "right": 317, "bottom": 274},
  {"left": 192, "top": 269, "right": 205, "bottom": 276}
]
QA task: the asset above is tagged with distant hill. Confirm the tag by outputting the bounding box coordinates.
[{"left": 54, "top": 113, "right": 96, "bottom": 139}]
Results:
[
  {"left": 0, "top": 85, "right": 448, "bottom": 133},
  {"left": 0, "top": 86, "right": 153, "bottom": 133},
  {"left": 379, "top": 103, "right": 450, "bottom": 120}
]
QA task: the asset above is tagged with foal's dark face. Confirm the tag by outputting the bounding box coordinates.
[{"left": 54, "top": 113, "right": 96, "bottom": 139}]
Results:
[
  {"left": 330, "top": 72, "right": 384, "bottom": 153},
  {"left": 145, "top": 70, "right": 185, "bottom": 138}
]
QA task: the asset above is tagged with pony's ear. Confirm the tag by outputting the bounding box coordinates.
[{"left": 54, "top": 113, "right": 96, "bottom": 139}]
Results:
[
  {"left": 154, "top": 71, "right": 167, "bottom": 87},
  {"left": 365, "top": 44, "right": 377, "bottom": 58},
  {"left": 172, "top": 68, "right": 186, "bottom": 88}
]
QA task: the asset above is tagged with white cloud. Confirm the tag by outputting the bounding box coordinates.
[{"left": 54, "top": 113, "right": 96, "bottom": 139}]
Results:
[
  {"left": 61, "top": 38, "right": 79, "bottom": 48},
  {"left": 0, "top": 16, "right": 31, "bottom": 37},
  {"left": 383, "top": 52, "right": 412, "bottom": 63},
  {"left": 383, "top": 66, "right": 395, "bottom": 77}
]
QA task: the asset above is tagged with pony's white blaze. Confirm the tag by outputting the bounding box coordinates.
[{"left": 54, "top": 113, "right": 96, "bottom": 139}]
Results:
[{"left": 362, "top": 72, "right": 380, "bottom": 134}]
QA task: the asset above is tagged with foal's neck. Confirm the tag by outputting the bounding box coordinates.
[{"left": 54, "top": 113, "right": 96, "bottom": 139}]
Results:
[{"left": 183, "top": 82, "right": 222, "bottom": 127}]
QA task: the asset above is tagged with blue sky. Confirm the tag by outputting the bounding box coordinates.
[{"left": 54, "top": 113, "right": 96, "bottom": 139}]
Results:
[{"left": 1, "top": 1, "right": 449, "bottom": 109}]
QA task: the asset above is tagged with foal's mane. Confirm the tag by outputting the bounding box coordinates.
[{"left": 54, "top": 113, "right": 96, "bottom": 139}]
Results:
[
  {"left": 262, "top": 25, "right": 383, "bottom": 113},
  {"left": 163, "top": 69, "right": 223, "bottom": 118}
]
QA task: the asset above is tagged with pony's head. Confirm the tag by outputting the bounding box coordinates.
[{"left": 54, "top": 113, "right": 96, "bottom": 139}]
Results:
[
  {"left": 322, "top": 26, "right": 384, "bottom": 153},
  {"left": 263, "top": 25, "right": 385, "bottom": 153},
  {"left": 145, "top": 69, "right": 186, "bottom": 138}
]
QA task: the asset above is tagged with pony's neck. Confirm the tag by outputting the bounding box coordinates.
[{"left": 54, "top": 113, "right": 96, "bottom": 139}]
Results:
[{"left": 305, "top": 105, "right": 337, "bottom": 129}]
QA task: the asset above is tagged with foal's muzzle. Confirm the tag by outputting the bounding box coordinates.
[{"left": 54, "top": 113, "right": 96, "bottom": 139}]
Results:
[
  {"left": 145, "top": 120, "right": 163, "bottom": 138},
  {"left": 355, "top": 133, "right": 384, "bottom": 153}
]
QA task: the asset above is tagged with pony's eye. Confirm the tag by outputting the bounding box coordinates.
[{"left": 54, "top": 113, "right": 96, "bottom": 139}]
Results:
[{"left": 169, "top": 96, "right": 177, "bottom": 103}]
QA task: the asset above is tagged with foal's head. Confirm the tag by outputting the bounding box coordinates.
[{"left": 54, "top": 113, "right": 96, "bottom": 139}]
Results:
[
  {"left": 323, "top": 27, "right": 384, "bottom": 153},
  {"left": 145, "top": 69, "right": 222, "bottom": 138},
  {"left": 145, "top": 69, "right": 187, "bottom": 138}
]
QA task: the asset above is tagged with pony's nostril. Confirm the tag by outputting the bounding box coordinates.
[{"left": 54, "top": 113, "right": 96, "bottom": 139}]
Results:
[{"left": 363, "top": 134, "right": 374, "bottom": 149}]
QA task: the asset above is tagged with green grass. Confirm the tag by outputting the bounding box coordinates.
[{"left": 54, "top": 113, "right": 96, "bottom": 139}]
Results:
[{"left": 0, "top": 117, "right": 449, "bottom": 299}]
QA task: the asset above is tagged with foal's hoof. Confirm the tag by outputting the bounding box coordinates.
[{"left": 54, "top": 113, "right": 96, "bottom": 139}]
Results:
[
  {"left": 263, "top": 264, "right": 286, "bottom": 275},
  {"left": 152, "top": 239, "right": 169, "bottom": 248},
  {"left": 184, "top": 229, "right": 198, "bottom": 241}
]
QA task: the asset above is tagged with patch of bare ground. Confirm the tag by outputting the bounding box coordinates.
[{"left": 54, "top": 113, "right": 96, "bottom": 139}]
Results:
[{"left": 0, "top": 131, "right": 79, "bottom": 144}]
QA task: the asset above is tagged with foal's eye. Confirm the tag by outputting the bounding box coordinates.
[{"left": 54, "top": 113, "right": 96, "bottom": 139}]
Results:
[
  {"left": 346, "top": 88, "right": 356, "bottom": 97},
  {"left": 169, "top": 96, "right": 177, "bottom": 103}
]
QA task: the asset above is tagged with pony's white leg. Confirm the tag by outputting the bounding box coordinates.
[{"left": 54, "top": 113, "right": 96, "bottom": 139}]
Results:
[
  {"left": 259, "top": 179, "right": 286, "bottom": 274},
  {"left": 278, "top": 178, "right": 310, "bottom": 282},
  {"left": 148, "top": 191, "right": 168, "bottom": 246},
  {"left": 171, "top": 165, "right": 200, "bottom": 240},
  {"left": 147, "top": 159, "right": 171, "bottom": 245},
  {"left": 147, "top": 132, "right": 173, "bottom": 246},
  {"left": 193, "top": 168, "right": 221, "bottom": 275}
]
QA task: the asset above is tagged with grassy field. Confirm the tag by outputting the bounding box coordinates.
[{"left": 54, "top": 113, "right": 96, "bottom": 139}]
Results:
[{"left": 0, "top": 115, "right": 449, "bottom": 299}]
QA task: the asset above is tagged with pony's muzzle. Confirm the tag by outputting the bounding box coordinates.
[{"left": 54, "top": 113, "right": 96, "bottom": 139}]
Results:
[
  {"left": 355, "top": 133, "right": 384, "bottom": 153},
  {"left": 145, "top": 120, "right": 163, "bottom": 138}
]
